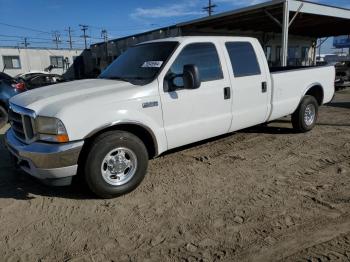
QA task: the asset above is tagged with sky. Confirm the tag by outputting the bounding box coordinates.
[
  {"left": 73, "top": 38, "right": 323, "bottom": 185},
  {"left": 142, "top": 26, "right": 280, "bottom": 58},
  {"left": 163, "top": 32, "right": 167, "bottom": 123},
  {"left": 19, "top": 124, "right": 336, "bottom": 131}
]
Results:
[{"left": 0, "top": 0, "right": 349, "bottom": 53}]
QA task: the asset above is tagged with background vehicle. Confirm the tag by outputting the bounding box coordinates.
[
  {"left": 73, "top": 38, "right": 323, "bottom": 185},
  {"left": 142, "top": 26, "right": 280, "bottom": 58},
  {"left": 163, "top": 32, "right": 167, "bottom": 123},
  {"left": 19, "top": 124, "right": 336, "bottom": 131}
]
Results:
[
  {"left": 4, "top": 36, "right": 335, "bottom": 198},
  {"left": 20, "top": 74, "right": 65, "bottom": 90},
  {"left": 14, "top": 66, "right": 55, "bottom": 80},
  {"left": 335, "top": 61, "right": 350, "bottom": 90},
  {"left": 0, "top": 72, "right": 26, "bottom": 128},
  {"left": 15, "top": 70, "right": 51, "bottom": 79},
  {"left": 16, "top": 71, "right": 65, "bottom": 90}
]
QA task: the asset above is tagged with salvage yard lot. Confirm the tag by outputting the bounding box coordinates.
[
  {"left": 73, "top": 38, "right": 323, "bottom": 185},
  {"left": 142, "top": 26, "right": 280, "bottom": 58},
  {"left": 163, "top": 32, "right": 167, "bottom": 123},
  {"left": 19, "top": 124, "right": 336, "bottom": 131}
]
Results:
[{"left": 0, "top": 88, "right": 350, "bottom": 262}]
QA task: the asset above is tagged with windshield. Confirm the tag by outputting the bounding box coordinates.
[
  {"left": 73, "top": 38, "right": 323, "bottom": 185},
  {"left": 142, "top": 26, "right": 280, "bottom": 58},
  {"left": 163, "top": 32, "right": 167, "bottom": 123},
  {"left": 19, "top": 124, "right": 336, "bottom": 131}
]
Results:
[{"left": 99, "top": 41, "right": 179, "bottom": 85}]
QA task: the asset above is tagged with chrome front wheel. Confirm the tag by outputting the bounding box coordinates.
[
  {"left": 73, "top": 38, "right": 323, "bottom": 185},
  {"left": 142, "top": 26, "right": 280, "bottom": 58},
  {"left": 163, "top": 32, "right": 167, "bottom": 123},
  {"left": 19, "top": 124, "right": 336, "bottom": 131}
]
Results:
[
  {"left": 85, "top": 130, "right": 149, "bottom": 198},
  {"left": 101, "top": 147, "right": 138, "bottom": 186}
]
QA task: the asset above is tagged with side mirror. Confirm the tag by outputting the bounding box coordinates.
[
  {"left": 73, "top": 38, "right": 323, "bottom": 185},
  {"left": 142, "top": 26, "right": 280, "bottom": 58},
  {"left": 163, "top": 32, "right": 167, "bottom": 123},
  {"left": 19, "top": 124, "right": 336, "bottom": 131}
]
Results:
[{"left": 183, "top": 64, "right": 201, "bottom": 89}]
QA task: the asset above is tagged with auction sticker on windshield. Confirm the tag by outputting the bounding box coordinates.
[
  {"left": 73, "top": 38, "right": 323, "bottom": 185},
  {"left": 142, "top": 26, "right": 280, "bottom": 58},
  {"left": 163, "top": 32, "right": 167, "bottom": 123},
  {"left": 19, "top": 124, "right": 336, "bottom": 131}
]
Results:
[{"left": 142, "top": 61, "right": 163, "bottom": 68}]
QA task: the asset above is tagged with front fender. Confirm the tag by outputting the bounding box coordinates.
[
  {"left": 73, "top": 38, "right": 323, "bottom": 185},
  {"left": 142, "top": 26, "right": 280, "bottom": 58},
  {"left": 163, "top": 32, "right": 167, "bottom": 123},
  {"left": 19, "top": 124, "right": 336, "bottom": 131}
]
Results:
[{"left": 57, "top": 96, "right": 168, "bottom": 155}]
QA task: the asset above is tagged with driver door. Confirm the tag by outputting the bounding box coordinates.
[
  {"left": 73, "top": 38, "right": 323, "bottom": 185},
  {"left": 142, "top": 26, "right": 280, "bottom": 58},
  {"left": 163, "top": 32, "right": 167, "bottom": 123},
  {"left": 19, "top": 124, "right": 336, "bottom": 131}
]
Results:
[{"left": 158, "top": 41, "right": 232, "bottom": 150}]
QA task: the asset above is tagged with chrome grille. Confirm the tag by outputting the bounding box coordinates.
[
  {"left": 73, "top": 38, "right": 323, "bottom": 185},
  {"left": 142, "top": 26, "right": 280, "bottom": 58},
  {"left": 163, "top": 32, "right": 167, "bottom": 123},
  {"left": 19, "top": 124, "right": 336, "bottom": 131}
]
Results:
[
  {"left": 8, "top": 104, "right": 36, "bottom": 143},
  {"left": 9, "top": 109, "right": 26, "bottom": 140}
]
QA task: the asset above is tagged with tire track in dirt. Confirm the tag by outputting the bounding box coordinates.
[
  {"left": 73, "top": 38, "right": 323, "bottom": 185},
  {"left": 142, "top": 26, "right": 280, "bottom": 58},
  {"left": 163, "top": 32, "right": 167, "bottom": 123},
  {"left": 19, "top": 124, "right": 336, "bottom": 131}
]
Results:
[
  {"left": 283, "top": 228, "right": 350, "bottom": 261},
  {"left": 295, "top": 154, "right": 350, "bottom": 178},
  {"left": 237, "top": 215, "right": 350, "bottom": 262}
]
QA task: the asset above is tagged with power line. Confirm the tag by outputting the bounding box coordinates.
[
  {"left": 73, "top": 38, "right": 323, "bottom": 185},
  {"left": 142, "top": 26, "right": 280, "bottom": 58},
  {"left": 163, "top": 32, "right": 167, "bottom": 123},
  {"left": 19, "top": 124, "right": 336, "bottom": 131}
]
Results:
[
  {"left": 0, "top": 39, "right": 52, "bottom": 44},
  {"left": 0, "top": 21, "right": 161, "bottom": 43},
  {"left": 0, "top": 39, "right": 20, "bottom": 42},
  {"left": 0, "top": 21, "right": 52, "bottom": 34},
  {"left": 0, "top": 34, "right": 53, "bottom": 41},
  {"left": 0, "top": 21, "right": 171, "bottom": 48},
  {"left": 89, "top": 24, "right": 159, "bottom": 32},
  {"left": 0, "top": 21, "right": 182, "bottom": 37},
  {"left": 0, "top": 36, "right": 86, "bottom": 45}
]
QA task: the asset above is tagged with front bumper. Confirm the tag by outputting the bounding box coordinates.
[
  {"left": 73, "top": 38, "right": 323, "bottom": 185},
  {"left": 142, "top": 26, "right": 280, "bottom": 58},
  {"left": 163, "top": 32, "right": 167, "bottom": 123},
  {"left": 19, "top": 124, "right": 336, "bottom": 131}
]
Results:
[{"left": 4, "top": 129, "right": 84, "bottom": 184}]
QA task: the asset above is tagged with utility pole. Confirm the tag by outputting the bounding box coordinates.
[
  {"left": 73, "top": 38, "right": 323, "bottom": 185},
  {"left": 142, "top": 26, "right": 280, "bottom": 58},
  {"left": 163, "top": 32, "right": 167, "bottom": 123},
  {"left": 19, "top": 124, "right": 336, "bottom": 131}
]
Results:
[
  {"left": 101, "top": 29, "right": 108, "bottom": 43},
  {"left": 52, "top": 31, "right": 62, "bottom": 49},
  {"left": 79, "top": 24, "right": 90, "bottom": 49},
  {"left": 101, "top": 29, "right": 109, "bottom": 63},
  {"left": 203, "top": 0, "right": 217, "bottom": 16},
  {"left": 65, "top": 27, "right": 74, "bottom": 49},
  {"left": 21, "top": 37, "right": 30, "bottom": 48}
]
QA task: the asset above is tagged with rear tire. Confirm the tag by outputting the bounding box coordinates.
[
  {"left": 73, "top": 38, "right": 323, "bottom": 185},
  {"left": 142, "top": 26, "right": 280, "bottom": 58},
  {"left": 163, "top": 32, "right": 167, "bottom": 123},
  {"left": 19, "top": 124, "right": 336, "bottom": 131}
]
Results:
[
  {"left": 0, "top": 106, "right": 8, "bottom": 129},
  {"left": 84, "top": 131, "right": 149, "bottom": 199},
  {"left": 292, "top": 95, "right": 318, "bottom": 133}
]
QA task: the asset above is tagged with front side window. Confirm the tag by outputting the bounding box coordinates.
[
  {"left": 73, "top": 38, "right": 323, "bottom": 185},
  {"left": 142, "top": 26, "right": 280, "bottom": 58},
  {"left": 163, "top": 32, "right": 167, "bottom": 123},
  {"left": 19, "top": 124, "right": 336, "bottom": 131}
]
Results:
[
  {"left": 3, "top": 56, "right": 21, "bottom": 69},
  {"left": 226, "top": 42, "right": 261, "bottom": 77},
  {"left": 168, "top": 43, "right": 223, "bottom": 86},
  {"left": 99, "top": 41, "right": 178, "bottom": 85},
  {"left": 50, "top": 56, "right": 64, "bottom": 68}
]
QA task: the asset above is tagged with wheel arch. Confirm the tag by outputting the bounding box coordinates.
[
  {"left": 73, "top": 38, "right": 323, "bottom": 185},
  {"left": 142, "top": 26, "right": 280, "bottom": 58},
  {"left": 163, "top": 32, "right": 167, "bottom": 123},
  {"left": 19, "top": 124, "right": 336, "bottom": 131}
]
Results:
[
  {"left": 83, "top": 121, "right": 159, "bottom": 160},
  {"left": 303, "top": 83, "right": 324, "bottom": 106}
]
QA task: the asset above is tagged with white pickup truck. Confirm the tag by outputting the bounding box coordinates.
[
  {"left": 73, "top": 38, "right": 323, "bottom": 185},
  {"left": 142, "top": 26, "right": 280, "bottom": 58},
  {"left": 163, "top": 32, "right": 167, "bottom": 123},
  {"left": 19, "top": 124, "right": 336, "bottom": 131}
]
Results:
[{"left": 4, "top": 36, "right": 335, "bottom": 198}]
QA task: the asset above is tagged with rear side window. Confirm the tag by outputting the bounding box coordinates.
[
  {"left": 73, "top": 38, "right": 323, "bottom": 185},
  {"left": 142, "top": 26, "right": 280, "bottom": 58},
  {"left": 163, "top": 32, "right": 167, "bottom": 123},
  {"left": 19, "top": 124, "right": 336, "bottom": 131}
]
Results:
[
  {"left": 225, "top": 42, "right": 261, "bottom": 77},
  {"left": 169, "top": 43, "right": 223, "bottom": 83}
]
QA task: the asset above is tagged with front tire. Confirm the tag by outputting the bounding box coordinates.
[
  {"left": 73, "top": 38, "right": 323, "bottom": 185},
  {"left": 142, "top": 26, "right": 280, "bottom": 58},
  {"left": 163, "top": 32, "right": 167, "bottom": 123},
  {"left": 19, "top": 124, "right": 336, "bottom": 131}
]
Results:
[
  {"left": 292, "top": 95, "right": 318, "bottom": 133},
  {"left": 0, "top": 106, "right": 8, "bottom": 129},
  {"left": 84, "top": 131, "right": 149, "bottom": 198}
]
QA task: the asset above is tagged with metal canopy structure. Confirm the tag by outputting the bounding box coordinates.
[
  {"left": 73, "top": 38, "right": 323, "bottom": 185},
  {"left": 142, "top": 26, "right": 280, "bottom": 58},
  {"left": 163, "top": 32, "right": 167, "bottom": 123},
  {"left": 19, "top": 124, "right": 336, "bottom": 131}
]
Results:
[{"left": 178, "top": 0, "right": 350, "bottom": 66}]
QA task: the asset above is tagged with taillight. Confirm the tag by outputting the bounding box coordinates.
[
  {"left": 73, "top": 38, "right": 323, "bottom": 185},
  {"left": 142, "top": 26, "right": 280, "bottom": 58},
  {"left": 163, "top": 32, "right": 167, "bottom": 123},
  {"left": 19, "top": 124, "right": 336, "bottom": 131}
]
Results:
[{"left": 12, "top": 82, "right": 26, "bottom": 91}]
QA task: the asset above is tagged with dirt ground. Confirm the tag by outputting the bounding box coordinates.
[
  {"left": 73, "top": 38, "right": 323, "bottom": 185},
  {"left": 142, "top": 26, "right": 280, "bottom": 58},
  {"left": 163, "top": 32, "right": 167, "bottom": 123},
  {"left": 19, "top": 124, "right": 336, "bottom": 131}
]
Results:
[{"left": 0, "top": 89, "right": 350, "bottom": 262}]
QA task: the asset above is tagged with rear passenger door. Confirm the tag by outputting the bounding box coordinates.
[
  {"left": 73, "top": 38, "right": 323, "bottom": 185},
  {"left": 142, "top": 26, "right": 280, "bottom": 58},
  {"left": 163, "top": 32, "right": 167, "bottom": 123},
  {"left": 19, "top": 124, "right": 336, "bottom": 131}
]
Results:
[
  {"left": 159, "top": 42, "right": 232, "bottom": 150},
  {"left": 224, "top": 41, "right": 269, "bottom": 131}
]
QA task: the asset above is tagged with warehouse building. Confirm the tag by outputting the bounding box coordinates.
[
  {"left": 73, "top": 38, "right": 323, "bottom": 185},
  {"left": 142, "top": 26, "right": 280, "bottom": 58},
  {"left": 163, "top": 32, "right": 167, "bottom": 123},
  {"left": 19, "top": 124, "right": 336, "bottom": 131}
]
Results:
[
  {"left": 0, "top": 47, "right": 93, "bottom": 79},
  {"left": 91, "top": 0, "right": 350, "bottom": 71}
]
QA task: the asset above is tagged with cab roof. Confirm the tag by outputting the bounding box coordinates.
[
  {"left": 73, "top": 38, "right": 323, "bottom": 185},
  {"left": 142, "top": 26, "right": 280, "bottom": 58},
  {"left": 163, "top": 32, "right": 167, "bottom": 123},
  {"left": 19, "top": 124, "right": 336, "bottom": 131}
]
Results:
[{"left": 140, "top": 36, "right": 257, "bottom": 45}]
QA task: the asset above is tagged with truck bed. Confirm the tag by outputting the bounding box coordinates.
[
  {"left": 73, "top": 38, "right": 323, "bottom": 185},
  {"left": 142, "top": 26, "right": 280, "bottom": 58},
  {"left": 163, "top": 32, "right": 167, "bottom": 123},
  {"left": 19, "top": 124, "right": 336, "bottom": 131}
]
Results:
[{"left": 268, "top": 65, "right": 335, "bottom": 122}]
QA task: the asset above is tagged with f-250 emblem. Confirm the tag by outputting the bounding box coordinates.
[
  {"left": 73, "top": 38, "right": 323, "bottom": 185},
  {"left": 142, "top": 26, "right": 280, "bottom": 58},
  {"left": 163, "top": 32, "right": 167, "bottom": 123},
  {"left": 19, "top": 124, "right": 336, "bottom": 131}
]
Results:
[{"left": 142, "top": 101, "right": 158, "bottom": 108}]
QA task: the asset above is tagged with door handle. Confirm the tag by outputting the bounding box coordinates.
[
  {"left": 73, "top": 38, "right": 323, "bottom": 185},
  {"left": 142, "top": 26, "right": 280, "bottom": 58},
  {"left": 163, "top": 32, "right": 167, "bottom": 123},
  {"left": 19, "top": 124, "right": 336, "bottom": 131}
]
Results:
[
  {"left": 262, "top": 82, "right": 267, "bottom": 93},
  {"left": 224, "top": 87, "right": 231, "bottom": 100}
]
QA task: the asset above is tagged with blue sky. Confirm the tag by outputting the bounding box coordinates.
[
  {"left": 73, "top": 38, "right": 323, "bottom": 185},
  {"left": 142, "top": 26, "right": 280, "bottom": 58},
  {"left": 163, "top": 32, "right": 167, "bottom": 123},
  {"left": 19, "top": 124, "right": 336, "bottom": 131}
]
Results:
[{"left": 0, "top": 0, "right": 349, "bottom": 52}]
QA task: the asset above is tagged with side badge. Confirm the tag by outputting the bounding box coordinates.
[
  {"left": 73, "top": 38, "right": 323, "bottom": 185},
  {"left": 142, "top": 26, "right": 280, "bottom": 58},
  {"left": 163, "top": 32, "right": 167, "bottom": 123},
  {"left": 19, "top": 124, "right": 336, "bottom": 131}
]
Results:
[{"left": 142, "top": 101, "right": 159, "bottom": 108}]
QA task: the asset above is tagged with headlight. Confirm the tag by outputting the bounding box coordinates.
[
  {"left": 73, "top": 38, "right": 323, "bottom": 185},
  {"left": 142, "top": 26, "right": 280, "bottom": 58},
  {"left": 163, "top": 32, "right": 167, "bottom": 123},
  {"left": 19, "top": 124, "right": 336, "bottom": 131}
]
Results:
[{"left": 35, "top": 116, "right": 69, "bottom": 143}]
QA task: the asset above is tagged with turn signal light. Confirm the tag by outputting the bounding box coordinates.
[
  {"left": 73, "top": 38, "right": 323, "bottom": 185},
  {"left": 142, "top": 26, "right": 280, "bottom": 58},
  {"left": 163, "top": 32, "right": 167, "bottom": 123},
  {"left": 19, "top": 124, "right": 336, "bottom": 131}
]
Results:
[
  {"left": 56, "top": 134, "right": 70, "bottom": 143},
  {"left": 39, "top": 134, "right": 69, "bottom": 143}
]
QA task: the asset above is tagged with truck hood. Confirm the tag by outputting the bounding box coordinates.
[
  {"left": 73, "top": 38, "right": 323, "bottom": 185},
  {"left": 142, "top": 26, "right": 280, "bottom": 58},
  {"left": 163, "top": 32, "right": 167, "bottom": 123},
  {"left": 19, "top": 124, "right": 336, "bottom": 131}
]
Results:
[{"left": 10, "top": 79, "right": 146, "bottom": 116}]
